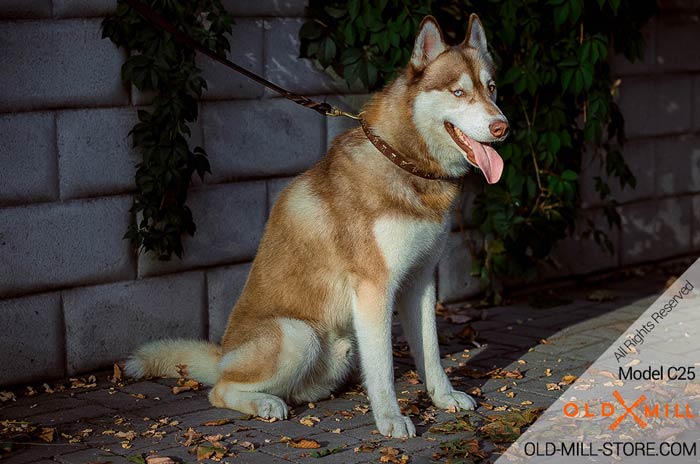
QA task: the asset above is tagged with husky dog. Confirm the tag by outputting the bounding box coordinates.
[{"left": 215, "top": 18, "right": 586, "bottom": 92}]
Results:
[{"left": 126, "top": 14, "right": 508, "bottom": 438}]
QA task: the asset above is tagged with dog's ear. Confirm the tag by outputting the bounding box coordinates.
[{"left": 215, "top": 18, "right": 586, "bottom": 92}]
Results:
[
  {"left": 410, "top": 16, "right": 447, "bottom": 70},
  {"left": 463, "top": 13, "right": 489, "bottom": 56}
]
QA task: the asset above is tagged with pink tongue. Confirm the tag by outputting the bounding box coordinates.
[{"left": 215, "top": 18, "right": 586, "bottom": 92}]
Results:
[{"left": 470, "top": 139, "right": 503, "bottom": 184}]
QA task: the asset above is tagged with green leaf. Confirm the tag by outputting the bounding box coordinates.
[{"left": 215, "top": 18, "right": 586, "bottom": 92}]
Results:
[{"left": 561, "top": 170, "right": 578, "bottom": 181}]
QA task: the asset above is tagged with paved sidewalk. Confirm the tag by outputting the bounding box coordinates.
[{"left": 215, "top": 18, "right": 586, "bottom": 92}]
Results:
[{"left": 0, "top": 270, "right": 672, "bottom": 463}]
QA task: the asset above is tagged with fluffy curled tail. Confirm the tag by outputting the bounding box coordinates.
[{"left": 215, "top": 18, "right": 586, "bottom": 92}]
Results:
[{"left": 124, "top": 339, "right": 222, "bottom": 385}]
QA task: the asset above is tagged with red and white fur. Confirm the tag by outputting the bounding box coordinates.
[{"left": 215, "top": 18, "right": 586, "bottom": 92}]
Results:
[{"left": 125, "top": 14, "right": 508, "bottom": 438}]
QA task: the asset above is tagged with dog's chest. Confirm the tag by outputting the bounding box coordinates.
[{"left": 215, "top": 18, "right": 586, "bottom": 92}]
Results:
[{"left": 373, "top": 215, "right": 447, "bottom": 281}]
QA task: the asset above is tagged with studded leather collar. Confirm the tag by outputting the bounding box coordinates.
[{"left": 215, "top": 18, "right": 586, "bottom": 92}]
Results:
[{"left": 360, "top": 118, "right": 460, "bottom": 184}]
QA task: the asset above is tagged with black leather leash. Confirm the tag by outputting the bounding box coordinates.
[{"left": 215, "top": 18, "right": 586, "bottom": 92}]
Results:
[
  {"left": 121, "top": 0, "right": 462, "bottom": 183},
  {"left": 121, "top": 0, "right": 359, "bottom": 120}
]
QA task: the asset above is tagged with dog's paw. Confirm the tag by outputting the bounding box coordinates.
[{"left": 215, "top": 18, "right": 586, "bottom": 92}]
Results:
[
  {"left": 252, "top": 396, "right": 288, "bottom": 420},
  {"left": 375, "top": 414, "right": 416, "bottom": 438},
  {"left": 432, "top": 389, "right": 477, "bottom": 412}
]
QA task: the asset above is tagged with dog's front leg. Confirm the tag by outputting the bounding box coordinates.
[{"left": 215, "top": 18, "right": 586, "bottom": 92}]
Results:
[
  {"left": 352, "top": 282, "right": 416, "bottom": 438},
  {"left": 396, "top": 264, "right": 476, "bottom": 412}
]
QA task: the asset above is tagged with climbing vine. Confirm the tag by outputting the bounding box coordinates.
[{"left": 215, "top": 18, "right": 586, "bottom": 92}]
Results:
[
  {"left": 102, "top": 0, "right": 233, "bottom": 259},
  {"left": 300, "top": 0, "right": 657, "bottom": 300}
]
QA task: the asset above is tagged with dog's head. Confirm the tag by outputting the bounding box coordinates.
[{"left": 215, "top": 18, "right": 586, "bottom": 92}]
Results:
[{"left": 408, "top": 15, "right": 508, "bottom": 183}]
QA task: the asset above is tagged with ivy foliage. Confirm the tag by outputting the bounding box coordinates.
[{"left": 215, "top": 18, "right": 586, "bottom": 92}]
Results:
[
  {"left": 301, "top": 0, "right": 656, "bottom": 299},
  {"left": 102, "top": 0, "right": 233, "bottom": 259}
]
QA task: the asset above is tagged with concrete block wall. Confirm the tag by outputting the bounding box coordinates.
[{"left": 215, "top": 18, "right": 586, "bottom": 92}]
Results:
[
  {"left": 561, "top": 1, "right": 700, "bottom": 280},
  {"left": 0, "top": 0, "right": 698, "bottom": 386},
  {"left": 0, "top": 0, "right": 369, "bottom": 387}
]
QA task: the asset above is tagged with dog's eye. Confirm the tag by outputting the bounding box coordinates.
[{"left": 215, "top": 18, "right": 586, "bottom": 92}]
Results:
[
  {"left": 488, "top": 83, "right": 496, "bottom": 94},
  {"left": 453, "top": 89, "right": 464, "bottom": 97}
]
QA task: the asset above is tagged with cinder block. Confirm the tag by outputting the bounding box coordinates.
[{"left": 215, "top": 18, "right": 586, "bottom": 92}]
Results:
[
  {"left": 138, "top": 182, "right": 266, "bottom": 276},
  {"left": 580, "top": 139, "right": 655, "bottom": 208},
  {"left": 657, "top": 14, "right": 700, "bottom": 72},
  {"left": 542, "top": 208, "right": 620, "bottom": 279},
  {"left": 63, "top": 272, "right": 205, "bottom": 374},
  {"left": 0, "top": 196, "right": 135, "bottom": 298},
  {"left": 57, "top": 108, "right": 138, "bottom": 199},
  {"left": 656, "top": 135, "right": 700, "bottom": 196},
  {"left": 661, "top": 0, "right": 700, "bottom": 11},
  {"left": 618, "top": 75, "right": 693, "bottom": 137},
  {"left": 619, "top": 196, "right": 692, "bottom": 265},
  {"left": 222, "top": 0, "right": 306, "bottom": 17},
  {"left": 207, "top": 262, "right": 252, "bottom": 342},
  {"left": 656, "top": 75, "right": 694, "bottom": 135},
  {"left": 264, "top": 18, "right": 349, "bottom": 95},
  {"left": 0, "top": 293, "right": 64, "bottom": 386},
  {"left": 437, "top": 231, "right": 482, "bottom": 303},
  {"left": 694, "top": 75, "right": 700, "bottom": 132},
  {"left": 53, "top": 0, "right": 115, "bottom": 18},
  {"left": 693, "top": 195, "right": 700, "bottom": 250},
  {"left": 202, "top": 99, "right": 324, "bottom": 181},
  {"left": 0, "top": 112, "right": 58, "bottom": 207},
  {"left": 450, "top": 174, "right": 483, "bottom": 231},
  {"left": 0, "top": 0, "right": 51, "bottom": 18},
  {"left": 267, "top": 177, "right": 295, "bottom": 215},
  {"left": 609, "top": 17, "right": 656, "bottom": 76},
  {"left": 201, "top": 19, "right": 264, "bottom": 100},
  {"left": 0, "top": 20, "right": 127, "bottom": 112}
]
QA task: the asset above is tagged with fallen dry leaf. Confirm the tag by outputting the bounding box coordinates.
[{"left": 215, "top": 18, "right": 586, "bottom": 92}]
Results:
[
  {"left": 146, "top": 456, "right": 175, "bottom": 464},
  {"left": 299, "top": 415, "right": 320, "bottom": 427},
  {"left": 180, "top": 428, "right": 203, "bottom": 447},
  {"left": 521, "top": 400, "right": 533, "bottom": 406},
  {"left": 37, "top": 427, "right": 55, "bottom": 443},
  {"left": 379, "top": 447, "right": 409, "bottom": 463},
  {"left": 201, "top": 418, "right": 233, "bottom": 427},
  {"left": 559, "top": 374, "right": 577, "bottom": 385},
  {"left": 546, "top": 383, "right": 561, "bottom": 391},
  {"left": 172, "top": 379, "right": 202, "bottom": 395},
  {"left": 110, "top": 363, "right": 123, "bottom": 383},
  {"left": 543, "top": 368, "right": 552, "bottom": 377},
  {"left": 239, "top": 440, "right": 255, "bottom": 450},
  {"left": 288, "top": 438, "right": 321, "bottom": 449},
  {"left": 506, "top": 391, "right": 515, "bottom": 398}
]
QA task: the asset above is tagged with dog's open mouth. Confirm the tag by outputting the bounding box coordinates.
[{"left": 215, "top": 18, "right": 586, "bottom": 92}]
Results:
[{"left": 444, "top": 122, "right": 504, "bottom": 184}]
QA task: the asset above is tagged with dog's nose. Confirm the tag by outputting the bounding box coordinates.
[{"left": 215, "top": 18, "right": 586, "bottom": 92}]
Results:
[{"left": 489, "top": 120, "right": 509, "bottom": 138}]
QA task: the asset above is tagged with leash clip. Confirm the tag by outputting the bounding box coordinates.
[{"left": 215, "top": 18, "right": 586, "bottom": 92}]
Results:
[{"left": 326, "top": 107, "right": 361, "bottom": 120}]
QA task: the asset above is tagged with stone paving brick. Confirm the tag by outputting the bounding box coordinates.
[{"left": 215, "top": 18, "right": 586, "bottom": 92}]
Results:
[
  {"left": 63, "top": 271, "right": 205, "bottom": 374},
  {"left": 56, "top": 447, "right": 132, "bottom": 464},
  {"left": 0, "top": 112, "right": 58, "bottom": 207},
  {"left": 0, "top": 292, "right": 64, "bottom": 386},
  {"left": 263, "top": 431, "right": 361, "bottom": 462},
  {"left": 138, "top": 182, "right": 267, "bottom": 276},
  {"left": 0, "top": 20, "right": 127, "bottom": 112},
  {"left": 57, "top": 108, "right": 138, "bottom": 200},
  {"left": 202, "top": 99, "right": 325, "bottom": 181},
  {"left": 0, "top": 195, "right": 134, "bottom": 298},
  {"left": 207, "top": 262, "right": 252, "bottom": 342}
]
